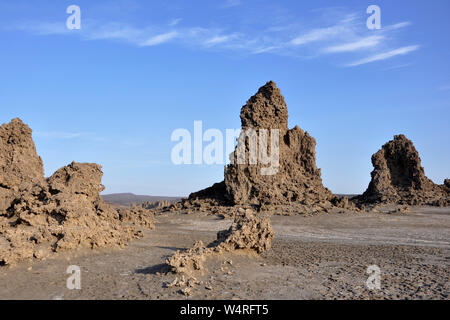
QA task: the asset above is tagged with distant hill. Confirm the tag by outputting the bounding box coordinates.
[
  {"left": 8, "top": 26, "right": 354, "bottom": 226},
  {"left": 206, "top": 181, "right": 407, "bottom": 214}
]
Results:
[
  {"left": 101, "top": 193, "right": 182, "bottom": 206},
  {"left": 336, "top": 194, "right": 360, "bottom": 199}
]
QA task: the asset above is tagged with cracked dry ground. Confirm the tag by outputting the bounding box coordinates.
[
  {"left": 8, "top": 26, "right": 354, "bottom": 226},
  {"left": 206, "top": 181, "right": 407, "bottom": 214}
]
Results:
[{"left": 0, "top": 207, "right": 449, "bottom": 300}]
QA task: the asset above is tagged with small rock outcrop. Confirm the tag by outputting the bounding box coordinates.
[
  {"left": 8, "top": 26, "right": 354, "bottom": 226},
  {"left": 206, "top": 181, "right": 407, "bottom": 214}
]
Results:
[
  {"left": 215, "top": 208, "right": 274, "bottom": 254},
  {"left": 357, "top": 135, "right": 449, "bottom": 206},
  {"left": 0, "top": 118, "right": 154, "bottom": 266},
  {"left": 139, "top": 200, "right": 172, "bottom": 210},
  {"left": 166, "top": 208, "right": 273, "bottom": 274}
]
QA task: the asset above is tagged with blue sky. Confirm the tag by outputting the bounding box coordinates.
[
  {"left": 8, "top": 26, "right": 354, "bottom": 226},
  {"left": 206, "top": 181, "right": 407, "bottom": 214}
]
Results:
[{"left": 0, "top": 0, "right": 449, "bottom": 196}]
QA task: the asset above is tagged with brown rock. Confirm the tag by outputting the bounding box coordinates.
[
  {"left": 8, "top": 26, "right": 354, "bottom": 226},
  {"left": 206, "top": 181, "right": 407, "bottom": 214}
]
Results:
[
  {"left": 226, "top": 81, "right": 335, "bottom": 206},
  {"left": 0, "top": 118, "right": 45, "bottom": 213},
  {"left": 166, "top": 208, "right": 273, "bottom": 274},
  {"left": 166, "top": 240, "right": 209, "bottom": 274},
  {"left": 215, "top": 208, "right": 273, "bottom": 254},
  {"left": 47, "top": 162, "right": 105, "bottom": 199},
  {"left": 357, "top": 135, "right": 449, "bottom": 206},
  {"left": 189, "top": 81, "right": 336, "bottom": 209},
  {"left": 239, "top": 80, "right": 288, "bottom": 131},
  {"left": 0, "top": 119, "right": 155, "bottom": 266},
  {"left": 444, "top": 179, "right": 450, "bottom": 189}
]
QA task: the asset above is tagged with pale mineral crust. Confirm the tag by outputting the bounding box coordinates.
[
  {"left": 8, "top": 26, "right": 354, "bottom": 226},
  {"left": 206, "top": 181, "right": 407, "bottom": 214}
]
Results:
[
  {"left": 166, "top": 208, "right": 274, "bottom": 274},
  {"left": 0, "top": 118, "right": 154, "bottom": 266},
  {"left": 357, "top": 134, "right": 449, "bottom": 206}
]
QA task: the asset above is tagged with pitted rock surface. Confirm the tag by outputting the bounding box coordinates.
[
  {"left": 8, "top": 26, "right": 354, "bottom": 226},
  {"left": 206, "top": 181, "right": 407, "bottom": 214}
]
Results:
[
  {"left": 357, "top": 135, "right": 449, "bottom": 206},
  {"left": 0, "top": 119, "right": 154, "bottom": 266}
]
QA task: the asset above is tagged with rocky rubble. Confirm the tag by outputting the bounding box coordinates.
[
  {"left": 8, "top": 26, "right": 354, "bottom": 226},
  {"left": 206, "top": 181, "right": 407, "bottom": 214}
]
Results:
[
  {"left": 138, "top": 200, "right": 172, "bottom": 210},
  {"left": 0, "top": 118, "right": 154, "bottom": 266},
  {"left": 356, "top": 135, "right": 449, "bottom": 207},
  {"left": 166, "top": 208, "right": 273, "bottom": 274}
]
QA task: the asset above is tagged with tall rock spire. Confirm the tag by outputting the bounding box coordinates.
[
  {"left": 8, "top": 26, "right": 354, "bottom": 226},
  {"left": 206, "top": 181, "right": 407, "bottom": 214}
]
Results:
[
  {"left": 0, "top": 118, "right": 45, "bottom": 212},
  {"left": 239, "top": 81, "right": 288, "bottom": 131},
  {"left": 224, "top": 81, "right": 334, "bottom": 205}
]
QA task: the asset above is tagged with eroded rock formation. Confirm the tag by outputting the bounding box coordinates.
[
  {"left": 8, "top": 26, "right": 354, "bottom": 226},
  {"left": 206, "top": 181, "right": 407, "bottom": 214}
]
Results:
[
  {"left": 166, "top": 208, "right": 273, "bottom": 274},
  {"left": 0, "top": 118, "right": 45, "bottom": 213},
  {"left": 357, "top": 134, "right": 449, "bottom": 206},
  {"left": 0, "top": 118, "right": 154, "bottom": 266},
  {"left": 189, "top": 81, "right": 337, "bottom": 209}
]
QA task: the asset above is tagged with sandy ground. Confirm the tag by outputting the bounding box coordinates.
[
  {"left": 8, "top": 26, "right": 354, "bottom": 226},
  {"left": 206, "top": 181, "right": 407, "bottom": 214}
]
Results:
[{"left": 0, "top": 206, "right": 449, "bottom": 300}]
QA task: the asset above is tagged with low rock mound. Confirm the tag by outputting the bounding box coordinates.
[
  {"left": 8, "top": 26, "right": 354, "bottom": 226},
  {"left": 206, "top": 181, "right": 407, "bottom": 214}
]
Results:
[
  {"left": 357, "top": 135, "right": 449, "bottom": 206},
  {"left": 166, "top": 208, "right": 273, "bottom": 274},
  {"left": 0, "top": 119, "right": 154, "bottom": 266},
  {"left": 215, "top": 208, "right": 274, "bottom": 253}
]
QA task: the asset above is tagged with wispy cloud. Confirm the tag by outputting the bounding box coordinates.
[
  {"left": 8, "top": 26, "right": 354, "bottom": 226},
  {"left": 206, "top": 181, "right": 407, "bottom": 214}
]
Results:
[
  {"left": 168, "top": 18, "right": 182, "bottom": 27},
  {"left": 5, "top": 8, "right": 417, "bottom": 67},
  {"left": 221, "top": 0, "right": 242, "bottom": 9},
  {"left": 347, "top": 45, "right": 420, "bottom": 67},
  {"left": 252, "top": 46, "right": 280, "bottom": 54},
  {"left": 291, "top": 25, "right": 345, "bottom": 46},
  {"left": 140, "top": 31, "right": 178, "bottom": 46},
  {"left": 204, "top": 34, "right": 238, "bottom": 46},
  {"left": 10, "top": 21, "right": 69, "bottom": 35},
  {"left": 34, "top": 131, "right": 84, "bottom": 139},
  {"left": 323, "top": 35, "right": 384, "bottom": 53},
  {"left": 381, "top": 63, "right": 413, "bottom": 71},
  {"left": 85, "top": 23, "right": 144, "bottom": 43},
  {"left": 34, "top": 131, "right": 106, "bottom": 142},
  {"left": 439, "top": 85, "right": 450, "bottom": 91},
  {"left": 383, "top": 21, "right": 411, "bottom": 31}
]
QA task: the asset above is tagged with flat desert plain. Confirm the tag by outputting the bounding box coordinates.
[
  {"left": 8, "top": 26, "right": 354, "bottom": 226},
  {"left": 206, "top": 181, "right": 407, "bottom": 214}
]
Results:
[{"left": 1, "top": 206, "right": 448, "bottom": 300}]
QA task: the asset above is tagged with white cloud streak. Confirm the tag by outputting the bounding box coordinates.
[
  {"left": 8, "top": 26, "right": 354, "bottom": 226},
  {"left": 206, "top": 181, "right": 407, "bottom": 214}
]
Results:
[
  {"left": 221, "top": 0, "right": 242, "bottom": 8},
  {"left": 290, "top": 25, "right": 344, "bottom": 46},
  {"left": 323, "top": 35, "right": 384, "bottom": 53},
  {"left": 383, "top": 21, "right": 411, "bottom": 31},
  {"left": 347, "top": 45, "right": 420, "bottom": 67},
  {"left": 6, "top": 9, "right": 416, "bottom": 67},
  {"left": 140, "top": 31, "right": 178, "bottom": 46},
  {"left": 381, "top": 63, "right": 413, "bottom": 71},
  {"left": 204, "top": 34, "right": 238, "bottom": 46},
  {"left": 168, "top": 18, "right": 182, "bottom": 27},
  {"left": 252, "top": 46, "right": 279, "bottom": 54},
  {"left": 34, "top": 131, "right": 84, "bottom": 139}
]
